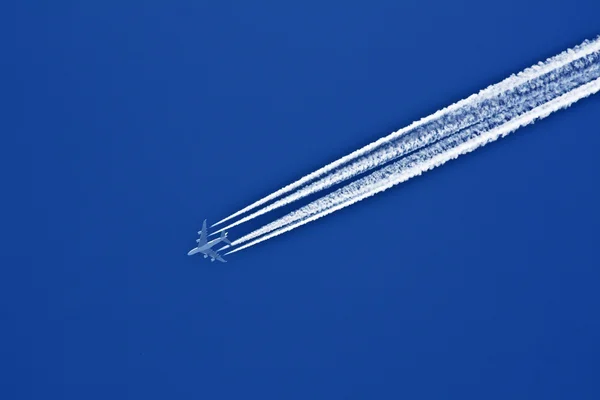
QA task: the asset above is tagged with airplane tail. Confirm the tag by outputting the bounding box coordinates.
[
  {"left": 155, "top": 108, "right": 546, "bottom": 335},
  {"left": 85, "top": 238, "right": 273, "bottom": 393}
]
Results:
[{"left": 220, "top": 231, "right": 232, "bottom": 245}]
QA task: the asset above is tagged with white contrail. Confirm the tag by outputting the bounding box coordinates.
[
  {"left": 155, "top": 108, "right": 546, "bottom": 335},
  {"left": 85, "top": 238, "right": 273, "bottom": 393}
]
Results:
[
  {"left": 212, "top": 36, "right": 600, "bottom": 231},
  {"left": 224, "top": 77, "right": 600, "bottom": 254},
  {"left": 211, "top": 55, "right": 599, "bottom": 235}
]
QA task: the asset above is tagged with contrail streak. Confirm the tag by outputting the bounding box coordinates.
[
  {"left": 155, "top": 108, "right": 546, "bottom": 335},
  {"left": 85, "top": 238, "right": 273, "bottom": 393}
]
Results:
[
  {"left": 224, "top": 76, "right": 600, "bottom": 255},
  {"left": 212, "top": 37, "right": 600, "bottom": 230},
  {"left": 212, "top": 55, "right": 600, "bottom": 235}
]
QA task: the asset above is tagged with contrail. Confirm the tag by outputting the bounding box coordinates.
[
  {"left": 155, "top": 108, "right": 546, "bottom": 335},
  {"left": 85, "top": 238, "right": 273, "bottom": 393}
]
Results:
[
  {"left": 211, "top": 54, "right": 599, "bottom": 235},
  {"left": 224, "top": 76, "right": 600, "bottom": 255},
  {"left": 212, "top": 36, "right": 600, "bottom": 231}
]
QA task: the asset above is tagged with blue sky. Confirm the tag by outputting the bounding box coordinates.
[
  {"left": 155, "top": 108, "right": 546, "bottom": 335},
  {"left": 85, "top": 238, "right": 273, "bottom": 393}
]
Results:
[{"left": 6, "top": 1, "right": 600, "bottom": 399}]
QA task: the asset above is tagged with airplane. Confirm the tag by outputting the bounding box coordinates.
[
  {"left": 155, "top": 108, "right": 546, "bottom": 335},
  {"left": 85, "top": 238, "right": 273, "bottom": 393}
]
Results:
[{"left": 187, "top": 219, "right": 232, "bottom": 262}]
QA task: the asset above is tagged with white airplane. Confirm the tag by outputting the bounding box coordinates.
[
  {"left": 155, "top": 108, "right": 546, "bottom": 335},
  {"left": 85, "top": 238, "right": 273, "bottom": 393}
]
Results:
[{"left": 187, "top": 219, "right": 231, "bottom": 262}]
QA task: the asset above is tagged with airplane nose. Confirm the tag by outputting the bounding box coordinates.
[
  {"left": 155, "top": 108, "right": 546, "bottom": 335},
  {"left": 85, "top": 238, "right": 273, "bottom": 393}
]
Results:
[{"left": 187, "top": 249, "right": 194, "bottom": 256}]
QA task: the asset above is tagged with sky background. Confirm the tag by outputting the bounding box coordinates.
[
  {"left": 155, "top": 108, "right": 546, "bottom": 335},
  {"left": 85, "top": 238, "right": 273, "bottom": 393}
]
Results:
[{"left": 5, "top": 0, "right": 600, "bottom": 399}]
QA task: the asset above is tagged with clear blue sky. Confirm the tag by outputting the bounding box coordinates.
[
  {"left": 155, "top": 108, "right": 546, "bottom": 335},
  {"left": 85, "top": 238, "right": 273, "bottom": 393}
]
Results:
[{"left": 6, "top": 1, "right": 600, "bottom": 399}]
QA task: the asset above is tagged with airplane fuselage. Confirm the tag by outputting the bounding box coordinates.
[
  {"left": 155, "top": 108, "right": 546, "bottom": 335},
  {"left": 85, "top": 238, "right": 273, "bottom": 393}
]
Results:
[
  {"left": 203, "top": 237, "right": 224, "bottom": 249},
  {"left": 187, "top": 237, "right": 227, "bottom": 256}
]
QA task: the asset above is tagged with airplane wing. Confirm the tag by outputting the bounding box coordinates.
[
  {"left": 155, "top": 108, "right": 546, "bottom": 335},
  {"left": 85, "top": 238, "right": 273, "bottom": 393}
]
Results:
[
  {"left": 197, "top": 219, "right": 208, "bottom": 246},
  {"left": 204, "top": 248, "right": 227, "bottom": 263}
]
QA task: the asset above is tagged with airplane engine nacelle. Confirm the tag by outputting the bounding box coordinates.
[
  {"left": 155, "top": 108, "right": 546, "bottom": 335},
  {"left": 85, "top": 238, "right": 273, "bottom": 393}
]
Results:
[
  {"left": 211, "top": 258, "right": 215, "bottom": 262},
  {"left": 204, "top": 255, "right": 208, "bottom": 258}
]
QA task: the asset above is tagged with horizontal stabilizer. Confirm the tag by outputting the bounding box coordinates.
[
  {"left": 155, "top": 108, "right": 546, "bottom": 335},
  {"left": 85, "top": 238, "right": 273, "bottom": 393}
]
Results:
[{"left": 220, "top": 231, "right": 232, "bottom": 245}]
